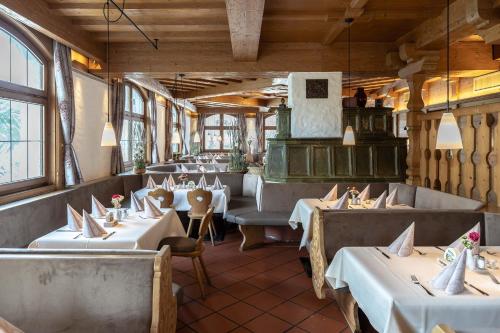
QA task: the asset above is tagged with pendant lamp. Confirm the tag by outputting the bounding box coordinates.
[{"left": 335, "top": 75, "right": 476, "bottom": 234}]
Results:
[
  {"left": 435, "top": 0, "right": 463, "bottom": 150},
  {"left": 193, "top": 132, "right": 201, "bottom": 143},
  {"left": 342, "top": 18, "right": 355, "bottom": 146},
  {"left": 101, "top": 0, "right": 117, "bottom": 147}
]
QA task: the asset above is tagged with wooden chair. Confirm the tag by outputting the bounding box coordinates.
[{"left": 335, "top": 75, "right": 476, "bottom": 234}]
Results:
[
  {"left": 158, "top": 208, "right": 214, "bottom": 298},
  {"left": 186, "top": 188, "right": 216, "bottom": 246},
  {"left": 148, "top": 188, "right": 174, "bottom": 208}
]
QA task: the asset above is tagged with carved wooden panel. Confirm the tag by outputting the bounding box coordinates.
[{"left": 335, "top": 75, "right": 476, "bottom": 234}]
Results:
[
  {"left": 333, "top": 146, "right": 352, "bottom": 177},
  {"left": 354, "top": 145, "right": 373, "bottom": 176},
  {"left": 267, "top": 144, "right": 286, "bottom": 179},
  {"left": 418, "top": 101, "right": 500, "bottom": 208},
  {"left": 376, "top": 145, "right": 398, "bottom": 177},
  {"left": 312, "top": 146, "right": 331, "bottom": 177},
  {"left": 288, "top": 146, "right": 310, "bottom": 176}
]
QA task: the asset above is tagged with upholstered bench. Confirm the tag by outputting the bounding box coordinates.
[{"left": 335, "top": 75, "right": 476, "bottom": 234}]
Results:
[{"left": 0, "top": 246, "right": 179, "bottom": 333}]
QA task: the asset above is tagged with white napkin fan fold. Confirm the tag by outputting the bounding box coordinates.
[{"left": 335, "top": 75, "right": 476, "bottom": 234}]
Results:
[
  {"left": 91, "top": 195, "right": 107, "bottom": 218},
  {"left": 323, "top": 185, "right": 338, "bottom": 201},
  {"left": 387, "top": 222, "right": 415, "bottom": 257}
]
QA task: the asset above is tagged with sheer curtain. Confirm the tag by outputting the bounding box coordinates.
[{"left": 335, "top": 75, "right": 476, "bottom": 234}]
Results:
[
  {"left": 238, "top": 113, "right": 247, "bottom": 153},
  {"left": 110, "top": 80, "right": 125, "bottom": 174},
  {"left": 148, "top": 91, "right": 160, "bottom": 164},
  {"left": 164, "top": 99, "right": 173, "bottom": 161},
  {"left": 256, "top": 112, "right": 265, "bottom": 154},
  {"left": 53, "top": 41, "right": 83, "bottom": 186},
  {"left": 198, "top": 113, "right": 206, "bottom": 152}
]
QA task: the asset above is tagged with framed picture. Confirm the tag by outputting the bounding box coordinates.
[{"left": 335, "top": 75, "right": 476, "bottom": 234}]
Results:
[{"left": 306, "top": 79, "right": 328, "bottom": 98}]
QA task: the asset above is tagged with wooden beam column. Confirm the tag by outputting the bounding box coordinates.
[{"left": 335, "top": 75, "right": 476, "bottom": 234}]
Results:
[
  {"left": 225, "top": 0, "right": 265, "bottom": 61},
  {"left": 404, "top": 74, "right": 426, "bottom": 186}
]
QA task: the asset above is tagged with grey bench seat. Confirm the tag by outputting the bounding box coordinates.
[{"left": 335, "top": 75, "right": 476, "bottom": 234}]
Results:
[{"left": 226, "top": 196, "right": 290, "bottom": 226}]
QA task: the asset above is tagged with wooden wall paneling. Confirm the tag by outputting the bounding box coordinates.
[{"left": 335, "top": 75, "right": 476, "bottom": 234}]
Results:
[
  {"left": 423, "top": 120, "right": 432, "bottom": 188},
  {"left": 457, "top": 116, "right": 467, "bottom": 196},
  {"left": 486, "top": 113, "right": 498, "bottom": 206},
  {"left": 461, "top": 115, "right": 474, "bottom": 199},
  {"left": 470, "top": 114, "right": 483, "bottom": 201},
  {"left": 432, "top": 120, "right": 442, "bottom": 191},
  {"left": 477, "top": 113, "right": 490, "bottom": 202}
]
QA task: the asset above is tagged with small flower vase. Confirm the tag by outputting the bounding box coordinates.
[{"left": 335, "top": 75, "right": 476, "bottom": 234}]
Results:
[
  {"left": 466, "top": 249, "right": 477, "bottom": 270},
  {"left": 182, "top": 180, "right": 187, "bottom": 189}
]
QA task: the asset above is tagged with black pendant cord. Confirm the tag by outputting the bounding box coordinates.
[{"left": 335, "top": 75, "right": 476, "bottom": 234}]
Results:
[
  {"left": 103, "top": 0, "right": 158, "bottom": 49},
  {"left": 106, "top": 0, "right": 110, "bottom": 123},
  {"left": 446, "top": 0, "right": 450, "bottom": 113}
]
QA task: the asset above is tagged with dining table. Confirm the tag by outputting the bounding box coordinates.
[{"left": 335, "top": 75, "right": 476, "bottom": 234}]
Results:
[
  {"left": 28, "top": 208, "right": 186, "bottom": 250},
  {"left": 135, "top": 185, "right": 231, "bottom": 216},
  {"left": 288, "top": 198, "right": 413, "bottom": 249},
  {"left": 325, "top": 246, "right": 500, "bottom": 333}
]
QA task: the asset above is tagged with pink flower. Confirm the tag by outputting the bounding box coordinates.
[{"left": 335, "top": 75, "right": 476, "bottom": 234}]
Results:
[{"left": 468, "top": 231, "right": 480, "bottom": 242}]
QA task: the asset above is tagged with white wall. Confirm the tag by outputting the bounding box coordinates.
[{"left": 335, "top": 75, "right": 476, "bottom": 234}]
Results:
[
  {"left": 72, "top": 70, "right": 111, "bottom": 181},
  {"left": 288, "top": 72, "right": 342, "bottom": 138}
]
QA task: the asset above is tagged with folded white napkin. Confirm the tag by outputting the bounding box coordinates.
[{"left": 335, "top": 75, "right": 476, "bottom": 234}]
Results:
[
  {"left": 181, "top": 164, "right": 189, "bottom": 173},
  {"left": 67, "top": 204, "right": 83, "bottom": 231},
  {"left": 450, "top": 222, "right": 481, "bottom": 252},
  {"left": 167, "top": 174, "right": 176, "bottom": 187},
  {"left": 386, "top": 188, "right": 398, "bottom": 206},
  {"left": 130, "top": 191, "right": 144, "bottom": 213},
  {"left": 358, "top": 185, "right": 370, "bottom": 201},
  {"left": 387, "top": 222, "right": 414, "bottom": 256},
  {"left": 199, "top": 165, "right": 207, "bottom": 173},
  {"left": 82, "top": 210, "right": 106, "bottom": 238},
  {"left": 432, "top": 249, "right": 466, "bottom": 295},
  {"left": 371, "top": 191, "right": 387, "bottom": 209},
  {"left": 146, "top": 176, "right": 156, "bottom": 189},
  {"left": 196, "top": 158, "right": 203, "bottom": 164},
  {"left": 143, "top": 196, "right": 163, "bottom": 218},
  {"left": 197, "top": 175, "right": 207, "bottom": 189},
  {"left": 323, "top": 185, "right": 338, "bottom": 201},
  {"left": 91, "top": 195, "right": 108, "bottom": 218},
  {"left": 211, "top": 158, "right": 217, "bottom": 164},
  {"left": 161, "top": 177, "right": 171, "bottom": 191},
  {"left": 213, "top": 176, "right": 224, "bottom": 190},
  {"left": 329, "top": 191, "right": 349, "bottom": 209}
]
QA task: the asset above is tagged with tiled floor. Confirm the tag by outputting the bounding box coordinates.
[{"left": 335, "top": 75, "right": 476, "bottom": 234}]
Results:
[{"left": 173, "top": 232, "right": 349, "bottom": 333}]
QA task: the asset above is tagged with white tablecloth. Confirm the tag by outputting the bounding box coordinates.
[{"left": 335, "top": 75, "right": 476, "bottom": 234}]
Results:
[
  {"left": 325, "top": 246, "right": 500, "bottom": 333},
  {"left": 135, "top": 185, "right": 231, "bottom": 216},
  {"left": 28, "top": 208, "right": 186, "bottom": 250},
  {"left": 289, "top": 198, "right": 413, "bottom": 249}
]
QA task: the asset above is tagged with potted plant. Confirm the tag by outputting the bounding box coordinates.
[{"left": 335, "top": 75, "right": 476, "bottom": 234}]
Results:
[{"left": 133, "top": 143, "right": 146, "bottom": 174}]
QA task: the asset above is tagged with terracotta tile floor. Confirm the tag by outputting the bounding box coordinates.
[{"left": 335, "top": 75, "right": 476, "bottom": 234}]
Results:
[{"left": 173, "top": 232, "right": 349, "bottom": 333}]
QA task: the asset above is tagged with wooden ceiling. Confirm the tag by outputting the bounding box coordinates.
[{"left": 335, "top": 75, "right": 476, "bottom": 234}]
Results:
[{"left": 4, "top": 0, "right": 498, "bottom": 110}]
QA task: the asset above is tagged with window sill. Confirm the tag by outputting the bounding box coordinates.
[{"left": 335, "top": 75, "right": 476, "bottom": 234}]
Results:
[{"left": 0, "top": 184, "right": 57, "bottom": 206}]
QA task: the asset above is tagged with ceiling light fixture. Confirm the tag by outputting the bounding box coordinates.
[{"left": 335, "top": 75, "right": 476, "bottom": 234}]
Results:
[
  {"left": 342, "top": 17, "right": 356, "bottom": 146},
  {"left": 436, "top": 0, "right": 463, "bottom": 150}
]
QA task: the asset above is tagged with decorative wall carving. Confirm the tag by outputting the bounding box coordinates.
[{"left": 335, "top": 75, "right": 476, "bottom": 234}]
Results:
[{"left": 418, "top": 100, "right": 500, "bottom": 207}]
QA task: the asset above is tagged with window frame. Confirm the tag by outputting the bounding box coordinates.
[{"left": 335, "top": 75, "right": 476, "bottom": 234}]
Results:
[
  {"left": 203, "top": 113, "right": 238, "bottom": 152},
  {"left": 0, "top": 18, "right": 49, "bottom": 197},
  {"left": 121, "top": 82, "right": 146, "bottom": 167},
  {"left": 263, "top": 113, "right": 277, "bottom": 151}
]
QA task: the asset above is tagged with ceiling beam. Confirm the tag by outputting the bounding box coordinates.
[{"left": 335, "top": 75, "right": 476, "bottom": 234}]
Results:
[
  {"left": 197, "top": 106, "right": 260, "bottom": 113},
  {"left": 0, "top": 0, "right": 104, "bottom": 60},
  {"left": 196, "top": 95, "right": 268, "bottom": 108},
  {"left": 102, "top": 42, "right": 398, "bottom": 77},
  {"left": 225, "top": 0, "right": 265, "bottom": 61},
  {"left": 186, "top": 78, "right": 274, "bottom": 99},
  {"left": 397, "top": 0, "right": 499, "bottom": 50},
  {"left": 322, "top": 0, "right": 368, "bottom": 45}
]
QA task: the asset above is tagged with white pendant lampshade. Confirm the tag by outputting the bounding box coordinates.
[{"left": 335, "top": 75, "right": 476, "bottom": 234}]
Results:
[
  {"left": 171, "top": 131, "right": 181, "bottom": 144},
  {"left": 100, "top": 121, "right": 117, "bottom": 146},
  {"left": 193, "top": 132, "right": 201, "bottom": 143},
  {"left": 217, "top": 135, "right": 222, "bottom": 142},
  {"left": 342, "top": 125, "right": 355, "bottom": 146},
  {"left": 436, "top": 112, "right": 463, "bottom": 150}
]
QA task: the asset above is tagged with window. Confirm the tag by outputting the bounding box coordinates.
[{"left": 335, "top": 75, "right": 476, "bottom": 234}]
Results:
[
  {"left": 203, "top": 113, "right": 238, "bottom": 151},
  {"left": 0, "top": 22, "right": 47, "bottom": 195},
  {"left": 121, "top": 84, "right": 145, "bottom": 164},
  {"left": 264, "top": 114, "right": 277, "bottom": 150}
]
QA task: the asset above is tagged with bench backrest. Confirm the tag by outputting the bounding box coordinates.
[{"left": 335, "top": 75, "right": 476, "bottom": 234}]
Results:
[{"left": 0, "top": 247, "right": 176, "bottom": 333}]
